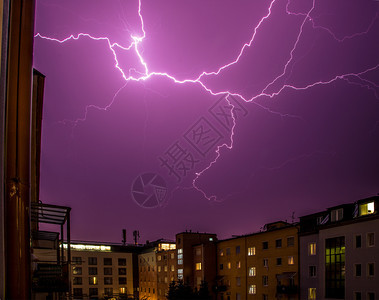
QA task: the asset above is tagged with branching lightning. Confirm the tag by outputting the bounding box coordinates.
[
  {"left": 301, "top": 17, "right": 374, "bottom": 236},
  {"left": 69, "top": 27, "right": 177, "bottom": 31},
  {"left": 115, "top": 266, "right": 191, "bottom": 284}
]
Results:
[{"left": 35, "top": 0, "right": 379, "bottom": 201}]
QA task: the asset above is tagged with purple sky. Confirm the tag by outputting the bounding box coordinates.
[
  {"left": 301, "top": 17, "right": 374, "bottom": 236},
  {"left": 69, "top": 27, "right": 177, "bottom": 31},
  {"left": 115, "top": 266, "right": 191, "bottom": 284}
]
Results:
[{"left": 33, "top": 0, "right": 379, "bottom": 243}]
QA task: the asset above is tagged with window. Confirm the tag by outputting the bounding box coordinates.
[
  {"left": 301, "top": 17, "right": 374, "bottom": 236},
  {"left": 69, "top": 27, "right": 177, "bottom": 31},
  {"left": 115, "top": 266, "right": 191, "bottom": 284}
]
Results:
[
  {"left": 118, "top": 258, "right": 126, "bottom": 266},
  {"left": 119, "top": 277, "right": 127, "bottom": 284},
  {"left": 72, "top": 257, "right": 82, "bottom": 265},
  {"left": 178, "top": 269, "right": 183, "bottom": 280},
  {"left": 236, "top": 293, "right": 241, "bottom": 300},
  {"left": 197, "top": 277, "right": 202, "bottom": 286},
  {"left": 276, "top": 258, "right": 282, "bottom": 266},
  {"left": 119, "top": 268, "right": 126, "bottom": 275},
  {"left": 236, "top": 246, "right": 240, "bottom": 254},
  {"left": 359, "top": 202, "right": 375, "bottom": 216},
  {"left": 227, "top": 262, "right": 231, "bottom": 269},
  {"left": 88, "top": 267, "right": 97, "bottom": 275},
  {"left": 73, "top": 277, "right": 82, "bottom": 285},
  {"left": 354, "top": 292, "right": 362, "bottom": 300},
  {"left": 236, "top": 261, "right": 241, "bottom": 269},
  {"left": 308, "top": 288, "right": 316, "bottom": 300},
  {"left": 368, "top": 263, "right": 375, "bottom": 276},
  {"left": 236, "top": 277, "right": 241, "bottom": 286},
  {"left": 249, "top": 267, "right": 256, "bottom": 277},
  {"left": 325, "top": 236, "right": 345, "bottom": 299},
  {"left": 164, "top": 277, "right": 168, "bottom": 283},
  {"left": 308, "top": 242, "right": 316, "bottom": 255},
  {"left": 262, "top": 241, "right": 268, "bottom": 250},
  {"left": 368, "top": 292, "right": 375, "bottom": 300},
  {"left": 226, "top": 248, "right": 231, "bottom": 255},
  {"left": 73, "top": 266, "right": 82, "bottom": 275},
  {"left": 331, "top": 208, "right": 343, "bottom": 222},
  {"left": 178, "top": 259, "right": 183, "bottom": 265},
  {"left": 355, "top": 235, "right": 362, "bottom": 248},
  {"left": 196, "top": 248, "right": 201, "bottom": 256},
  {"left": 263, "top": 259, "right": 268, "bottom": 268},
  {"left": 288, "top": 256, "right": 294, "bottom": 265},
  {"left": 171, "top": 265, "right": 175, "bottom": 271},
  {"left": 355, "top": 264, "right": 361, "bottom": 277},
  {"left": 164, "top": 265, "right": 168, "bottom": 272},
  {"left": 262, "top": 275, "right": 268, "bottom": 286},
  {"left": 158, "top": 266, "right": 161, "bottom": 272},
  {"left": 88, "top": 257, "right": 97, "bottom": 265},
  {"left": 220, "top": 264, "right": 223, "bottom": 270},
  {"left": 263, "top": 295, "right": 268, "bottom": 300},
  {"left": 170, "top": 253, "right": 175, "bottom": 259},
  {"left": 248, "top": 247, "right": 256, "bottom": 256},
  {"left": 158, "top": 255, "right": 162, "bottom": 261},
  {"left": 104, "top": 288, "right": 113, "bottom": 296},
  {"left": 276, "top": 239, "right": 282, "bottom": 248},
  {"left": 104, "top": 267, "right": 112, "bottom": 275},
  {"left": 367, "top": 233, "right": 375, "bottom": 247},
  {"left": 120, "top": 287, "right": 126, "bottom": 294},
  {"left": 89, "top": 288, "right": 98, "bottom": 297},
  {"left": 104, "top": 258, "right": 112, "bottom": 265},
  {"left": 220, "top": 250, "right": 224, "bottom": 256},
  {"left": 287, "top": 236, "right": 295, "bottom": 247},
  {"left": 104, "top": 277, "right": 113, "bottom": 285},
  {"left": 309, "top": 266, "right": 316, "bottom": 278},
  {"left": 89, "top": 276, "right": 97, "bottom": 285},
  {"left": 195, "top": 263, "right": 202, "bottom": 270},
  {"left": 248, "top": 285, "right": 256, "bottom": 295},
  {"left": 73, "top": 288, "right": 82, "bottom": 297}
]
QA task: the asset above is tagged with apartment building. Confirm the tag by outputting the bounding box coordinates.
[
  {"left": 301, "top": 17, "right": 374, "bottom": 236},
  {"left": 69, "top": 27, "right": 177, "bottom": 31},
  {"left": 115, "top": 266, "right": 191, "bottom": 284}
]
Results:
[
  {"left": 217, "top": 221, "right": 299, "bottom": 300},
  {"left": 156, "top": 246, "right": 177, "bottom": 300},
  {"left": 299, "top": 196, "right": 379, "bottom": 300}
]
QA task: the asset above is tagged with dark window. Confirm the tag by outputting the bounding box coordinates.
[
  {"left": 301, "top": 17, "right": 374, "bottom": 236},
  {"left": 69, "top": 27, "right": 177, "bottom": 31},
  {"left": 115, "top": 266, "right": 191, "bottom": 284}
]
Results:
[
  {"left": 88, "top": 267, "right": 97, "bottom": 275},
  {"left": 355, "top": 235, "right": 361, "bottom": 248},
  {"left": 119, "top": 277, "right": 127, "bottom": 284},
  {"left": 309, "top": 266, "right": 316, "bottom": 277},
  {"left": 262, "top": 241, "right": 268, "bottom": 249},
  {"left": 325, "top": 236, "right": 345, "bottom": 299},
  {"left": 368, "top": 293, "right": 375, "bottom": 300},
  {"left": 354, "top": 292, "right": 362, "bottom": 300},
  {"left": 276, "top": 258, "right": 282, "bottom": 265},
  {"left": 104, "top": 267, "right": 112, "bottom": 275},
  {"left": 73, "top": 288, "right": 82, "bottom": 297},
  {"left": 236, "top": 246, "right": 240, "bottom": 254},
  {"left": 119, "top": 268, "right": 127, "bottom": 275},
  {"left": 118, "top": 258, "right": 126, "bottom": 266},
  {"left": 367, "top": 233, "right": 375, "bottom": 247},
  {"left": 226, "top": 248, "right": 231, "bottom": 255},
  {"left": 104, "top": 258, "right": 112, "bottom": 265},
  {"left": 88, "top": 257, "right": 97, "bottom": 265},
  {"left": 73, "top": 277, "right": 82, "bottom": 285},
  {"left": 263, "top": 295, "right": 268, "bottom": 300},
  {"left": 287, "top": 237, "right": 294, "bottom": 247},
  {"left": 263, "top": 259, "right": 268, "bottom": 267},
  {"left": 355, "top": 264, "right": 361, "bottom": 277},
  {"left": 219, "top": 264, "right": 223, "bottom": 270},
  {"left": 72, "top": 257, "right": 82, "bottom": 265},
  {"left": 368, "top": 263, "right": 375, "bottom": 276},
  {"left": 104, "top": 288, "right": 113, "bottom": 296},
  {"left": 276, "top": 239, "right": 282, "bottom": 248},
  {"left": 104, "top": 277, "right": 113, "bottom": 285},
  {"left": 89, "top": 288, "right": 98, "bottom": 297},
  {"left": 262, "top": 275, "right": 268, "bottom": 286}
]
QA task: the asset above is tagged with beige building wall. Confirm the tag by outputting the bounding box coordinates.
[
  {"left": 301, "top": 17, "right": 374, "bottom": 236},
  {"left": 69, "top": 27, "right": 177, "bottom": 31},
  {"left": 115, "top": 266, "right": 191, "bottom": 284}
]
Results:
[{"left": 139, "top": 250, "right": 158, "bottom": 300}]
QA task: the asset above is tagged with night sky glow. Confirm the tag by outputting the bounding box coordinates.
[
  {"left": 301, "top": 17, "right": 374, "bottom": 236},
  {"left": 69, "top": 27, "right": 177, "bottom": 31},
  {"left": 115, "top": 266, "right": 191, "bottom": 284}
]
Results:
[{"left": 34, "top": 0, "right": 379, "bottom": 242}]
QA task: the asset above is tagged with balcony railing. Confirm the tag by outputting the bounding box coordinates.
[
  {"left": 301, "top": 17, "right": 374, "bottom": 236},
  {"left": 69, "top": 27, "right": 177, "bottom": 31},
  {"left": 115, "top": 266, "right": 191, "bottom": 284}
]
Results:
[
  {"left": 276, "top": 284, "right": 298, "bottom": 294},
  {"left": 32, "top": 262, "right": 69, "bottom": 292}
]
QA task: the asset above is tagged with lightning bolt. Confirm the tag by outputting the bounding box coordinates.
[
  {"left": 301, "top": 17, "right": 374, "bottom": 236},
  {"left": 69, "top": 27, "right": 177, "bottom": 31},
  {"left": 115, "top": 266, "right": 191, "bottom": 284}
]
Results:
[{"left": 35, "top": 0, "right": 379, "bottom": 201}]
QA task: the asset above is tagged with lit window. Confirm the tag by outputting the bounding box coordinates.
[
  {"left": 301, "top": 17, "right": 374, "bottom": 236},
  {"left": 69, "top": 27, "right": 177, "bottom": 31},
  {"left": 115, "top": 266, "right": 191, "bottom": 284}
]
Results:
[
  {"left": 220, "top": 249, "right": 224, "bottom": 256},
  {"left": 163, "top": 265, "right": 167, "bottom": 272},
  {"left": 178, "top": 269, "right": 183, "bottom": 280},
  {"left": 331, "top": 208, "right": 343, "bottom": 222},
  {"left": 158, "top": 255, "right": 162, "bottom": 261},
  {"left": 89, "top": 276, "right": 97, "bottom": 285},
  {"left": 249, "top": 267, "right": 256, "bottom": 277},
  {"left": 248, "top": 247, "right": 256, "bottom": 256},
  {"left": 248, "top": 285, "right": 256, "bottom": 294},
  {"left": 73, "top": 267, "right": 82, "bottom": 275},
  {"left": 164, "top": 277, "right": 168, "bottom": 283},
  {"left": 367, "top": 233, "right": 375, "bottom": 247},
  {"left": 158, "top": 266, "right": 161, "bottom": 272},
  {"left": 170, "top": 253, "right": 175, "bottom": 259},
  {"left": 288, "top": 256, "right": 294, "bottom": 265},
  {"left": 119, "top": 287, "right": 126, "bottom": 294},
  {"left": 262, "top": 275, "right": 268, "bottom": 286},
  {"left": 368, "top": 263, "right": 375, "bottom": 276},
  {"left": 308, "top": 288, "right": 316, "bottom": 300},
  {"left": 171, "top": 265, "right": 175, "bottom": 271},
  {"left": 178, "top": 259, "right": 183, "bottom": 265},
  {"left": 359, "top": 202, "right": 375, "bottom": 216},
  {"left": 209, "top": 237, "right": 213, "bottom": 241},
  {"left": 236, "top": 261, "right": 241, "bottom": 269},
  {"left": 178, "top": 249, "right": 183, "bottom": 254},
  {"left": 308, "top": 243, "right": 316, "bottom": 255},
  {"left": 227, "top": 262, "right": 231, "bottom": 269},
  {"left": 309, "top": 266, "right": 316, "bottom": 277},
  {"left": 195, "top": 263, "right": 202, "bottom": 270}
]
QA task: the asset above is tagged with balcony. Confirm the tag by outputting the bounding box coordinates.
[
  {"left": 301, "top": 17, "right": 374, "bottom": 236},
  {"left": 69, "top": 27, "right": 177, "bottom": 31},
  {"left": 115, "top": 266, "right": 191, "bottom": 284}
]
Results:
[
  {"left": 276, "top": 284, "right": 298, "bottom": 294},
  {"left": 32, "top": 262, "right": 69, "bottom": 292}
]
